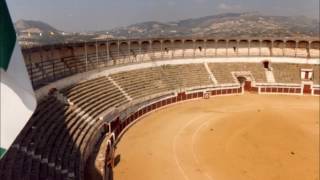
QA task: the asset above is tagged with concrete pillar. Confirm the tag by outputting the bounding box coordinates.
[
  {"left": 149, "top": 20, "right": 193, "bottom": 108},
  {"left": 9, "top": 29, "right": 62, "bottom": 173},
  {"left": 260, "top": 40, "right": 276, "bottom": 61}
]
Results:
[
  {"left": 127, "top": 41, "right": 131, "bottom": 63},
  {"left": 307, "top": 41, "right": 311, "bottom": 58},
  {"left": 57, "top": 47, "right": 65, "bottom": 75},
  {"left": 193, "top": 40, "right": 196, "bottom": 58},
  {"left": 204, "top": 40, "right": 207, "bottom": 57},
  {"left": 270, "top": 40, "right": 273, "bottom": 57},
  {"left": 226, "top": 40, "right": 229, "bottom": 56},
  {"left": 28, "top": 49, "right": 34, "bottom": 86},
  {"left": 117, "top": 40, "right": 120, "bottom": 64},
  {"left": 50, "top": 46, "right": 56, "bottom": 79},
  {"left": 182, "top": 40, "right": 185, "bottom": 58},
  {"left": 171, "top": 40, "right": 174, "bottom": 59},
  {"left": 139, "top": 41, "right": 142, "bottom": 62},
  {"left": 214, "top": 40, "right": 217, "bottom": 57},
  {"left": 96, "top": 41, "right": 99, "bottom": 66},
  {"left": 236, "top": 40, "right": 239, "bottom": 56},
  {"left": 248, "top": 40, "right": 251, "bottom": 56},
  {"left": 84, "top": 42, "right": 88, "bottom": 71},
  {"left": 106, "top": 41, "right": 110, "bottom": 65},
  {"left": 149, "top": 40, "right": 153, "bottom": 60},
  {"left": 259, "top": 40, "right": 262, "bottom": 56},
  {"left": 295, "top": 41, "right": 298, "bottom": 57},
  {"left": 160, "top": 40, "right": 163, "bottom": 59},
  {"left": 39, "top": 47, "right": 47, "bottom": 83},
  {"left": 283, "top": 40, "right": 286, "bottom": 57}
]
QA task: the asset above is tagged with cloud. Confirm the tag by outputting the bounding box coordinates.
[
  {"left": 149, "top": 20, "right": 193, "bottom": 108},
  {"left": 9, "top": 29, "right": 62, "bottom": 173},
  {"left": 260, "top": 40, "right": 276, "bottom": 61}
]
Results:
[{"left": 218, "top": 3, "right": 242, "bottom": 11}]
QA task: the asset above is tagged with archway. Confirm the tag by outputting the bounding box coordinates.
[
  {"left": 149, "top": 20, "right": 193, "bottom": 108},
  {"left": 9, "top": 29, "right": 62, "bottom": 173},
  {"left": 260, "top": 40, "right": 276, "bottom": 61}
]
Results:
[
  {"left": 236, "top": 76, "right": 252, "bottom": 92},
  {"left": 263, "top": 61, "right": 270, "bottom": 69}
]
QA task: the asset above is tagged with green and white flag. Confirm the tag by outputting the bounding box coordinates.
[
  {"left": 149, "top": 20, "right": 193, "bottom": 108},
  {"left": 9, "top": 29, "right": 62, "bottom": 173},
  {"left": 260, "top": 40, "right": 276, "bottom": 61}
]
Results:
[{"left": 0, "top": 0, "right": 37, "bottom": 158}]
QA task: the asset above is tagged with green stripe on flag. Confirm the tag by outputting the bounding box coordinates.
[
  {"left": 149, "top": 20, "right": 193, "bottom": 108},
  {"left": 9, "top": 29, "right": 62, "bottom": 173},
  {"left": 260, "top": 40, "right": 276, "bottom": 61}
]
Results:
[
  {"left": 0, "top": 147, "right": 7, "bottom": 158},
  {"left": 0, "top": 0, "right": 17, "bottom": 71}
]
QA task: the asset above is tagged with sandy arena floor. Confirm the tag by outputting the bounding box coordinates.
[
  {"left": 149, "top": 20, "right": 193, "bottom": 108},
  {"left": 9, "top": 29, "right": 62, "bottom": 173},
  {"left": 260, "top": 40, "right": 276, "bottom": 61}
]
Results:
[{"left": 113, "top": 94, "right": 319, "bottom": 180}]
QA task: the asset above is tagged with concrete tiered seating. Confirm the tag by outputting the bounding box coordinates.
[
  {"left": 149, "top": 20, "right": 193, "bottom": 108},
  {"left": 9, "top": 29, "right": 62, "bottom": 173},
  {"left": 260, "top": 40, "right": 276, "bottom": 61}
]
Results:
[
  {"left": 310, "top": 41, "right": 320, "bottom": 58},
  {"left": 227, "top": 48, "right": 237, "bottom": 56},
  {"left": 0, "top": 76, "right": 129, "bottom": 180},
  {"left": 296, "top": 48, "right": 308, "bottom": 57},
  {"left": 183, "top": 41, "right": 194, "bottom": 58},
  {"left": 260, "top": 47, "right": 271, "bottom": 56},
  {"left": 184, "top": 48, "right": 194, "bottom": 58},
  {"left": 205, "top": 48, "right": 216, "bottom": 57},
  {"left": 173, "top": 49, "right": 184, "bottom": 58},
  {"left": 160, "top": 64, "right": 213, "bottom": 89},
  {"left": 110, "top": 64, "right": 213, "bottom": 100},
  {"left": 208, "top": 63, "right": 267, "bottom": 84},
  {"left": 110, "top": 67, "right": 170, "bottom": 100},
  {"left": 271, "top": 63, "right": 317, "bottom": 84},
  {"left": 162, "top": 50, "right": 173, "bottom": 60},
  {"left": 194, "top": 48, "right": 204, "bottom": 57},
  {"left": 63, "top": 76, "right": 129, "bottom": 118},
  {"left": 216, "top": 47, "right": 227, "bottom": 56},
  {"left": 249, "top": 47, "right": 260, "bottom": 56},
  {"left": 310, "top": 49, "right": 320, "bottom": 58},
  {"left": 272, "top": 48, "right": 284, "bottom": 56},
  {"left": 284, "top": 48, "right": 296, "bottom": 57},
  {"left": 238, "top": 48, "right": 249, "bottom": 56}
]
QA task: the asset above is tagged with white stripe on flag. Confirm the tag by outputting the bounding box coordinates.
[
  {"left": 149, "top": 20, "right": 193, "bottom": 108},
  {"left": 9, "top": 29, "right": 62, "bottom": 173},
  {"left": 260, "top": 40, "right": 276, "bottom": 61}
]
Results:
[{"left": 0, "top": 41, "right": 37, "bottom": 150}]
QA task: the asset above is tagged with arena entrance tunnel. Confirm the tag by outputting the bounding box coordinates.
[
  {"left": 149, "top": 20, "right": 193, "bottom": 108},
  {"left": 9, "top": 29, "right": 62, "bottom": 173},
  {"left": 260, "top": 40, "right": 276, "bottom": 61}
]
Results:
[{"left": 236, "top": 75, "right": 254, "bottom": 92}]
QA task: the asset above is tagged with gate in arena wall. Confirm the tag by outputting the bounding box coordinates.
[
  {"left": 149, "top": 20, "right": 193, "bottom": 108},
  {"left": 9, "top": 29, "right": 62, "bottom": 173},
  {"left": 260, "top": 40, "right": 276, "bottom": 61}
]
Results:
[
  {"left": 244, "top": 81, "right": 252, "bottom": 91},
  {"left": 233, "top": 72, "right": 257, "bottom": 92},
  {"left": 303, "top": 84, "right": 312, "bottom": 94}
]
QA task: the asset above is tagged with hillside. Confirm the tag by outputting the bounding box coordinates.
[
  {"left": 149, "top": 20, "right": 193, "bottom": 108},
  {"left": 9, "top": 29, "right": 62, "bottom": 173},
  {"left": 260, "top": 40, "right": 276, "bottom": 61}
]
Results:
[
  {"left": 15, "top": 19, "right": 60, "bottom": 34},
  {"left": 16, "top": 12, "right": 319, "bottom": 47},
  {"left": 107, "top": 12, "right": 319, "bottom": 38}
]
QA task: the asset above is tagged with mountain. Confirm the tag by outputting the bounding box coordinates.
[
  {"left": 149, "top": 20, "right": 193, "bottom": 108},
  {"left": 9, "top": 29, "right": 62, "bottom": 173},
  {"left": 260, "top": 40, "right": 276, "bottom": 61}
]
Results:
[
  {"left": 107, "top": 12, "right": 319, "bottom": 38},
  {"left": 15, "top": 12, "right": 319, "bottom": 47},
  {"left": 15, "top": 19, "right": 60, "bottom": 34}
]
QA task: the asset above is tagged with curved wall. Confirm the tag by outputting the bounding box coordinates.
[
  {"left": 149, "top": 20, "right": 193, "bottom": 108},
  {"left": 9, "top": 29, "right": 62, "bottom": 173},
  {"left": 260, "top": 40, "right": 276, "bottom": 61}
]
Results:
[
  {"left": 34, "top": 57, "right": 319, "bottom": 100},
  {"left": 22, "top": 38, "right": 320, "bottom": 89}
]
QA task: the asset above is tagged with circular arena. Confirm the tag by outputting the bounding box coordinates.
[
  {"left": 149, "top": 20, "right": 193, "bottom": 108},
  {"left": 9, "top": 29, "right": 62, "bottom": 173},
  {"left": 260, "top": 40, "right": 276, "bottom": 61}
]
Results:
[{"left": 0, "top": 38, "right": 319, "bottom": 180}]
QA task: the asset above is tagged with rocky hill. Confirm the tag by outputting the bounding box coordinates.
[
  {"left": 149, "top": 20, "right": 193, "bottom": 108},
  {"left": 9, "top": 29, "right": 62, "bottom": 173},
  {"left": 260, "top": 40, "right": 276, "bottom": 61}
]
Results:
[{"left": 15, "top": 19, "right": 60, "bottom": 34}]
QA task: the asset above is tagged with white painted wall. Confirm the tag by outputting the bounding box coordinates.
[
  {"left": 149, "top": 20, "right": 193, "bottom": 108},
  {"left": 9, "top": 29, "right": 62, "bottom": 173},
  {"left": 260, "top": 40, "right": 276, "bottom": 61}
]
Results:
[{"left": 35, "top": 57, "right": 320, "bottom": 100}]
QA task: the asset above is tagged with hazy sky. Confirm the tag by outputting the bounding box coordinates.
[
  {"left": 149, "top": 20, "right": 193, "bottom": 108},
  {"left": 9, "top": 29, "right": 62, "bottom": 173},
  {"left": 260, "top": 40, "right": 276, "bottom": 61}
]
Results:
[{"left": 7, "top": 0, "right": 319, "bottom": 32}]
